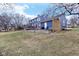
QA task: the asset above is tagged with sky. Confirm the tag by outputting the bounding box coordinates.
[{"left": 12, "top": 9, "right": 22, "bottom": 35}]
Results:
[{"left": 15, "top": 3, "right": 51, "bottom": 18}]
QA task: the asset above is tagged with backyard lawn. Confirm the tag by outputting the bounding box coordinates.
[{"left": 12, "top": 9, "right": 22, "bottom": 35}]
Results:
[{"left": 0, "top": 29, "right": 79, "bottom": 56}]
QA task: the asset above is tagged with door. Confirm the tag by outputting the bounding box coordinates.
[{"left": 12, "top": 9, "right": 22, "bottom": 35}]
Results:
[{"left": 44, "top": 22, "right": 47, "bottom": 29}]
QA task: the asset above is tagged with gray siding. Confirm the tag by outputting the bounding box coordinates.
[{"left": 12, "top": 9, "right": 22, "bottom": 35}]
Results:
[{"left": 59, "top": 15, "right": 67, "bottom": 29}]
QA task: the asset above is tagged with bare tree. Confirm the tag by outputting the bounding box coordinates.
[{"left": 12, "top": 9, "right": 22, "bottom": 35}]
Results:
[
  {"left": 56, "top": 3, "right": 79, "bottom": 15},
  {"left": 0, "top": 3, "right": 15, "bottom": 14},
  {"left": 11, "top": 14, "right": 28, "bottom": 30},
  {"left": 0, "top": 3, "right": 15, "bottom": 31},
  {"left": 0, "top": 13, "right": 12, "bottom": 31},
  {"left": 56, "top": 3, "right": 79, "bottom": 27},
  {"left": 0, "top": 3, "right": 31, "bottom": 31},
  {"left": 68, "top": 15, "right": 78, "bottom": 28}
]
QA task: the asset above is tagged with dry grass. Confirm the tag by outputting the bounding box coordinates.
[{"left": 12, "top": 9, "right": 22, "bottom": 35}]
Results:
[{"left": 0, "top": 29, "right": 79, "bottom": 56}]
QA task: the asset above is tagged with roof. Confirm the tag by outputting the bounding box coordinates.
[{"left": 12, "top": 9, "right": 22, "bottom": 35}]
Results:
[
  {"left": 55, "top": 12, "right": 65, "bottom": 17},
  {"left": 30, "top": 17, "right": 38, "bottom": 21},
  {"left": 29, "top": 15, "right": 42, "bottom": 21},
  {"left": 30, "top": 12, "right": 65, "bottom": 23},
  {"left": 40, "top": 17, "right": 52, "bottom": 22},
  {"left": 40, "top": 13, "right": 65, "bottom": 23}
]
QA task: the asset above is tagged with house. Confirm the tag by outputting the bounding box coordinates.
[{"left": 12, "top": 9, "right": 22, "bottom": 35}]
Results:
[
  {"left": 29, "top": 13, "right": 68, "bottom": 32},
  {"left": 29, "top": 16, "right": 41, "bottom": 30},
  {"left": 40, "top": 13, "right": 67, "bottom": 32}
]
